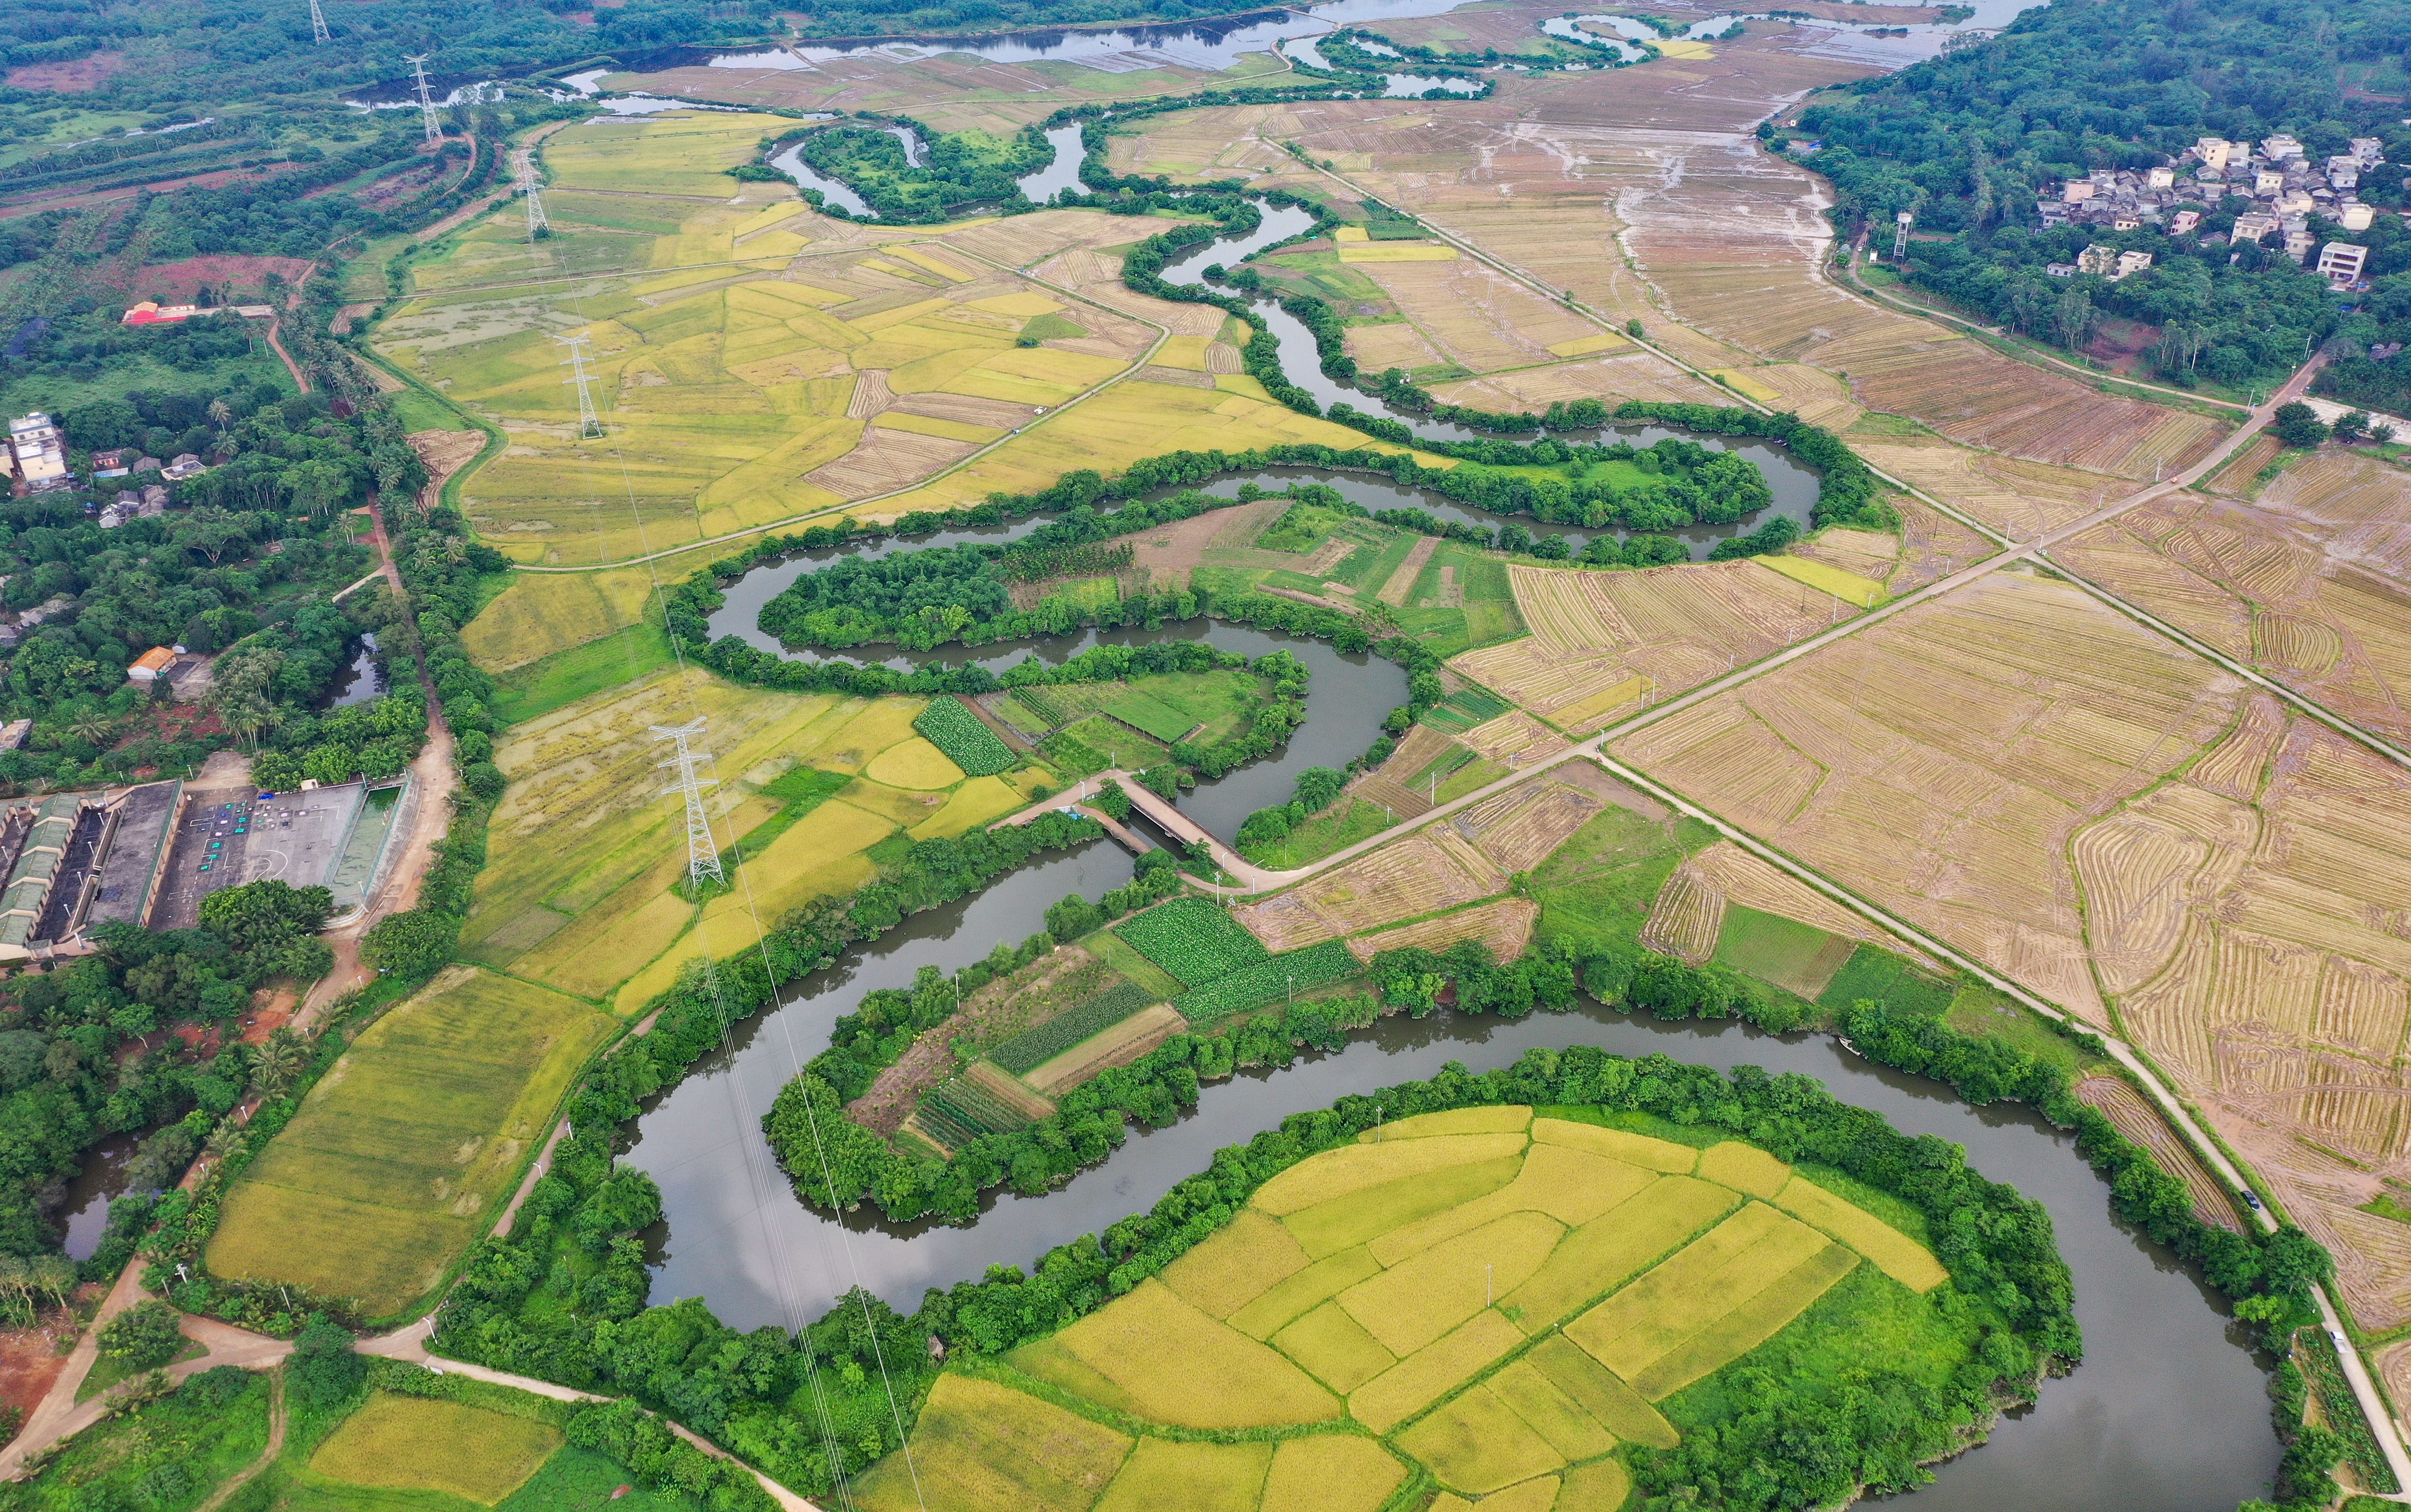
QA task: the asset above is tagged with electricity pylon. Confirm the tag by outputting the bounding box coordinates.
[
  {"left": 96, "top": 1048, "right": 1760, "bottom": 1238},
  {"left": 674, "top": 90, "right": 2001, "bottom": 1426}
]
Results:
[
  {"left": 406, "top": 53, "right": 441, "bottom": 143},
  {"left": 651, "top": 721, "right": 725, "bottom": 888},
  {"left": 556, "top": 334, "right": 604, "bottom": 440},
  {"left": 308, "top": 0, "right": 331, "bottom": 44},
  {"left": 520, "top": 155, "right": 549, "bottom": 239}
]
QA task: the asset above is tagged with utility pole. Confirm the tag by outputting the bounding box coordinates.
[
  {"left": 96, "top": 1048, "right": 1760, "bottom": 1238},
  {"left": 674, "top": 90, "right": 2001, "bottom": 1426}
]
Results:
[
  {"left": 651, "top": 720, "right": 725, "bottom": 888},
  {"left": 520, "top": 153, "right": 549, "bottom": 240},
  {"left": 557, "top": 334, "right": 605, "bottom": 440},
  {"left": 308, "top": 0, "right": 331, "bottom": 44},
  {"left": 406, "top": 53, "right": 441, "bottom": 144}
]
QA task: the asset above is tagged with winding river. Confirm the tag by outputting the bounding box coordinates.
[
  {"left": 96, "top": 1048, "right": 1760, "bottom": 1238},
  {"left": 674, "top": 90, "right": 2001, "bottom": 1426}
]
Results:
[{"left": 597, "top": 29, "right": 2283, "bottom": 1510}]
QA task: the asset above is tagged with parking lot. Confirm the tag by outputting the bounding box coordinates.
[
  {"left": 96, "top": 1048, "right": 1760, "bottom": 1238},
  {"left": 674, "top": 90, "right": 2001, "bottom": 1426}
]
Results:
[{"left": 151, "top": 784, "right": 365, "bottom": 930}]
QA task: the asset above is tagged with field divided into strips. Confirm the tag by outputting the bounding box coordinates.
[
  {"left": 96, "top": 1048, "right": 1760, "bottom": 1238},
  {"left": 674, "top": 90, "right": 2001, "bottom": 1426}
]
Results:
[
  {"left": 2055, "top": 476, "right": 2411, "bottom": 747},
  {"left": 1454, "top": 560, "right": 1835, "bottom": 730},
  {"left": 1586, "top": 126, "right": 2225, "bottom": 478},
  {"left": 208, "top": 967, "right": 616, "bottom": 1318},
  {"left": 859, "top": 1107, "right": 1958, "bottom": 1511},
  {"left": 463, "top": 671, "right": 1038, "bottom": 1014},
  {"left": 2073, "top": 1076, "right": 2242, "bottom": 1233},
  {"left": 2070, "top": 699, "right": 2411, "bottom": 1328},
  {"left": 1238, "top": 825, "right": 1508, "bottom": 951},
  {"left": 1849, "top": 431, "right": 2133, "bottom": 538},
  {"left": 1614, "top": 568, "right": 2244, "bottom": 1026}
]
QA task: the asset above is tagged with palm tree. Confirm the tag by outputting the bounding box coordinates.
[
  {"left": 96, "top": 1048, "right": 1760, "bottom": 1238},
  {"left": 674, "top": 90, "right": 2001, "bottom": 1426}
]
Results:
[
  {"left": 30, "top": 1253, "right": 74, "bottom": 1313},
  {"left": 250, "top": 1031, "right": 306, "bottom": 1097},
  {"left": 208, "top": 396, "right": 231, "bottom": 437},
  {"left": 67, "top": 710, "right": 109, "bottom": 749},
  {"left": 203, "top": 1124, "right": 248, "bottom": 1164}
]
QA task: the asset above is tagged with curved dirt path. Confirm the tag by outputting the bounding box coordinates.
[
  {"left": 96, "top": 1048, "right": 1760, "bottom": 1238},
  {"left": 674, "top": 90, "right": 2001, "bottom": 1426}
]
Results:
[{"left": 194, "top": 1371, "right": 284, "bottom": 1512}]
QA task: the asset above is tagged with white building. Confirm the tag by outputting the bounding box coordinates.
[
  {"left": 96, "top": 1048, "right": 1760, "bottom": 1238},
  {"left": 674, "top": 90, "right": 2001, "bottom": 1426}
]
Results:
[
  {"left": 7, "top": 415, "right": 68, "bottom": 493},
  {"left": 2317, "top": 241, "right": 2369, "bottom": 289}
]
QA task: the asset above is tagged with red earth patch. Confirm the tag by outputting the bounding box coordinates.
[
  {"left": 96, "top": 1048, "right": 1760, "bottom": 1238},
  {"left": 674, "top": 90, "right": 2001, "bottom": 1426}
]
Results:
[
  {"left": 123, "top": 254, "right": 313, "bottom": 307},
  {"left": 4, "top": 52, "right": 127, "bottom": 93}
]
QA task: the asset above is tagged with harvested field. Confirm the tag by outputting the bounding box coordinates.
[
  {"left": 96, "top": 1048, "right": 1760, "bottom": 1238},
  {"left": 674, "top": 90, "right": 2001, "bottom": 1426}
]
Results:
[
  {"left": 1690, "top": 839, "right": 1936, "bottom": 967},
  {"left": 1346, "top": 897, "right": 1540, "bottom": 963},
  {"left": 1025, "top": 1003, "right": 1187, "bottom": 1095},
  {"left": 1641, "top": 860, "right": 1726, "bottom": 965},
  {"left": 2067, "top": 704, "right": 2411, "bottom": 1327},
  {"left": 2073, "top": 1076, "right": 2242, "bottom": 1232},
  {"left": 1456, "top": 560, "right": 1836, "bottom": 726},
  {"left": 2259, "top": 450, "right": 2411, "bottom": 584},
  {"left": 2056, "top": 490, "right": 2411, "bottom": 746},
  {"left": 1450, "top": 777, "right": 1602, "bottom": 873},
  {"left": 1852, "top": 433, "right": 2131, "bottom": 537},
  {"left": 1615, "top": 568, "right": 2245, "bottom": 1025},
  {"left": 1458, "top": 710, "right": 1569, "bottom": 767},
  {"left": 1235, "top": 830, "right": 1507, "bottom": 949}
]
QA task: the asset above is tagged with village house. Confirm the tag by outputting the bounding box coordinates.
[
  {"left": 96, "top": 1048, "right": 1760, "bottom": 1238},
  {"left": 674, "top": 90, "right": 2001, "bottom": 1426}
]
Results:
[{"left": 7, "top": 414, "right": 69, "bottom": 492}]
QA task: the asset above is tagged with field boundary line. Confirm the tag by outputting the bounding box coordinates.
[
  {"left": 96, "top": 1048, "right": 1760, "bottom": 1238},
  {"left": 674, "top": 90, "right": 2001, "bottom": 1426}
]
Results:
[
  {"left": 499, "top": 239, "right": 1189, "bottom": 572},
  {"left": 1577, "top": 745, "right": 2411, "bottom": 1497}
]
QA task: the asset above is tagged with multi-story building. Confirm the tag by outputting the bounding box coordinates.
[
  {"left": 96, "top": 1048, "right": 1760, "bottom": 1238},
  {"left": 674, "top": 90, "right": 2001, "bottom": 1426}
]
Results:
[{"left": 7, "top": 414, "right": 68, "bottom": 492}]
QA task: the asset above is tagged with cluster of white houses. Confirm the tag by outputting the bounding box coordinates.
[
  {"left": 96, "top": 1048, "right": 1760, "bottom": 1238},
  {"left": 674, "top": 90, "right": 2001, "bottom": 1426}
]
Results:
[{"left": 2040, "top": 134, "right": 2392, "bottom": 291}]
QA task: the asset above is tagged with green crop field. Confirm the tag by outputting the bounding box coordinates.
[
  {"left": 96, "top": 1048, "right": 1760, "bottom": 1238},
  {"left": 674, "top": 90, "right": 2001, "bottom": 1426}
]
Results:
[
  {"left": 912, "top": 696, "right": 1017, "bottom": 777},
  {"left": 1172, "top": 941, "right": 1361, "bottom": 1022},
  {"left": 208, "top": 968, "right": 616, "bottom": 1319},
  {"left": 1816, "top": 943, "right": 1960, "bottom": 1018},
  {"left": 990, "top": 981, "right": 1160, "bottom": 1074},
  {"left": 1714, "top": 904, "right": 1856, "bottom": 1000},
  {"left": 1101, "top": 688, "right": 1195, "bottom": 741},
  {"left": 1114, "top": 897, "right": 1269, "bottom": 988},
  {"left": 865, "top": 1107, "right": 1967, "bottom": 1507}
]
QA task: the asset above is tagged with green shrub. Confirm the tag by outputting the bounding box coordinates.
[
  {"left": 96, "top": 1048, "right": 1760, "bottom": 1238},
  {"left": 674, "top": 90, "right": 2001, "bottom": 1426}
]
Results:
[{"left": 97, "top": 1302, "right": 184, "bottom": 1371}]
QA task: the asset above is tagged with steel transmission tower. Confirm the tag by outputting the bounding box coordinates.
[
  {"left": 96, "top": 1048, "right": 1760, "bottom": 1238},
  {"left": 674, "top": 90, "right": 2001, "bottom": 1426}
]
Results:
[
  {"left": 308, "top": 0, "right": 331, "bottom": 44},
  {"left": 520, "top": 155, "right": 549, "bottom": 238},
  {"left": 556, "top": 335, "right": 605, "bottom": 439},
  {"left": 405, "top": 53, "right": 441, "bottom": 143},
  {"left": 651, "top": 721, "right": 726, "bottom": 888}
]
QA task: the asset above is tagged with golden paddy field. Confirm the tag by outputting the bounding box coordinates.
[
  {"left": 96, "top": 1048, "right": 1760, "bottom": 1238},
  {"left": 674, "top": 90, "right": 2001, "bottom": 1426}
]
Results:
[{"left": 857, "top": 1105, "right": 1949, "bottom": 1512}]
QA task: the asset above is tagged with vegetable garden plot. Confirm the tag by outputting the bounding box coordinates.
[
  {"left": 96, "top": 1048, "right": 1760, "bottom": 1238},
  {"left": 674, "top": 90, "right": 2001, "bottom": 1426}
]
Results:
[
  {"left": 1113, "top": 897, "right": 1271, "bottom": 988},
  {"left": 912, "top": 695, "right": 1015, "bottom": 776}
]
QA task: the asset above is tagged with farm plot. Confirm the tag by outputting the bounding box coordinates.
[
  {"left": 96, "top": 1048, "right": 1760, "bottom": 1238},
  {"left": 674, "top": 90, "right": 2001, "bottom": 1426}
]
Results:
[
  {"left": 2073, "top": 1077, "right": 2242, "bottom": 1233},
  {"left": 913, "top": 695, "right": 1015, "bottom": 775},
  {"left": 861, "top": 1107, "right": 1958, "bottom": 1510},
  {"left": 1449, "top": 777, "right": 1603, "bottom": 873},
  {"left": 1115, "top": 896, "right": 1271, "bottom": 987},
  {"left": 2056, "top": 489, "right": 2411, "bottom": 747},
  {"left": 2070, "top": 704, "right": 2411, "bottom": 1328},
  {"left": 1235, "top": 828, "right": 1507, "bottom": 950},
  {"left": 1346, "top": 897, "right": 1540, "bottom": 963},
  {"left": 1613, "top": 567, "right": 2244, "bottom": 1027},
  {"left": 208, "top": 966, "right": 616, "bottom": 1318},
  {"left": 1849, "top": 433, "right": 2133, "bottom": 538},
  {"left": 1453, "top": 560, "right": 1834, "bottom": 728}
]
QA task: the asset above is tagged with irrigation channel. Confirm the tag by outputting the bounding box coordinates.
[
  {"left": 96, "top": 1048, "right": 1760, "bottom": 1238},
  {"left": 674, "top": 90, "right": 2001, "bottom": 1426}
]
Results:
[{"left": 617, "top": 135, "right": 2290, "bottom": 1510}]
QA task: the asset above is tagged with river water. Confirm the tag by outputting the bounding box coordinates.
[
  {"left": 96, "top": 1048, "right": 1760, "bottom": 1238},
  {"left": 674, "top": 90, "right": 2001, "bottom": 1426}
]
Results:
[{"left": 586, "top": 13, "right": 2284, "bottom": 1504}]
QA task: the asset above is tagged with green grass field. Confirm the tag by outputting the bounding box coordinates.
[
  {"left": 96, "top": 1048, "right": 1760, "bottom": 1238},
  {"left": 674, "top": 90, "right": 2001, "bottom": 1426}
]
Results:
[
  {"left": 208, "top": 968, "right": 616, "bottom": 1319},
  {"left": 1815, "top": 944, "right": 1959, "bottom": 1018},
  {"left": 7, "top": 1367, "right": 272, "bottom": 1512},
  {"left": 488, "top": 624, "right": 675, "bottom": 727},
  {"left": 1529, "top": 806, "right": 1706, "bottom": 953},
  {"left": 1240, "top": 797, "right": 1393, "bottom": 868},
  {"left": 1714, "top": 905, "right": 1855, "bottom": 1001},
  {"left": 868, "top": 1107, "right": 1958, "bottom": 1505}
]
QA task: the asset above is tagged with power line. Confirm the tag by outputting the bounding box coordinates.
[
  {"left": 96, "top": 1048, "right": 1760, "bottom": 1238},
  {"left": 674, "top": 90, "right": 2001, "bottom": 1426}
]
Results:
[
  {"left": 556, "top": 334, "right": 605, "bottom": 440},
  {"left": 651, "top": 719, "right": 726, "bottom": 888},
  {"left": 308, "top": 0, "right": 331, "bottom": 45},
  {"left": 405, "top": 53, "right": 441, "bottom": 145}
]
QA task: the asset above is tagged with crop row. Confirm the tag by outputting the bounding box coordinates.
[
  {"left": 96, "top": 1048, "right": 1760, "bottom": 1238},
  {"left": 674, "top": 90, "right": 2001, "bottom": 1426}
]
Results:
[
  {"left": 918, "top": 1076, "right": 1035, "bottom": 1151},
  {"left": 1172, "top": 940, "right": 1361, "bottom": 1022},
  {"left": 912, "top": 696, "right": 1016, "bottom": 777},
  {"left": 1113, "top": 897, "right": 1269, "bottom": 988},
  {"left": 989, "top": 981, "right": 1161, "bottom": 1075}
]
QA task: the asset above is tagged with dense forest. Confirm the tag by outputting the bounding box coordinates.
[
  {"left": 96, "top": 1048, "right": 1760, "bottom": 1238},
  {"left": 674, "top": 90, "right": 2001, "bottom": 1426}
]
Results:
[
  {"left": 1801, "top": 0, "right": 2411, "bottom": 387},
  {"left": 0, "top": 376, "right": 426, "bottom": 793}
]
